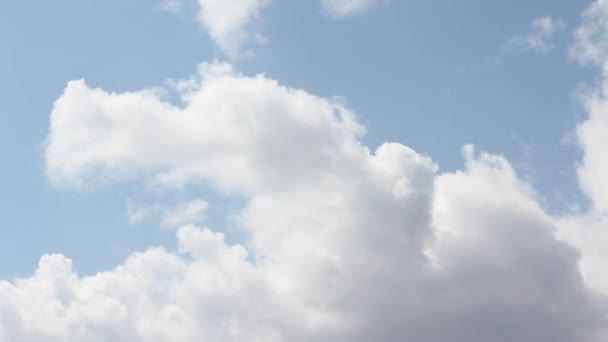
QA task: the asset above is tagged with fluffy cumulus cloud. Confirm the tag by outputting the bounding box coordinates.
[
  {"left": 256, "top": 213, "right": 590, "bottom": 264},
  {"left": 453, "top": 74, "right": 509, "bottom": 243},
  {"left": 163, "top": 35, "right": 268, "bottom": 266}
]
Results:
[
  {"left": 320, "top": 0, "right": 380, "bottom": 17},
  {"left": 505, "top": 16, "right": 565, "bottom": 54},
  {"left": 0, "top": 52, "right": 603, "bottom": 340},
  {"left": 45, "top": 62, "right": 364, "bottom": 193},
  {"left": 3, "top": 1, "right": 608, "bottom": 340},
  {"left": 557, "top": 0, "right": 608, "bottom": 295}
]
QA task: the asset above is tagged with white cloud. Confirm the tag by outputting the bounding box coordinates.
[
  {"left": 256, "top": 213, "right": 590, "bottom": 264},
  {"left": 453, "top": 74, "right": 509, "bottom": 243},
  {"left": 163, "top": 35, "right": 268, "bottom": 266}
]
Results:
[
  {"left": 160, "top": 0, "right": 270, "bottom": 59},
  {"left": 197, "top": 0, "right": 270, "bottom": 59},
  {"left": 555, "top": 0, "right": 608, "bottom": 297},
  {"left": 574, "top": 92, "right": 608, "bottom": 214},
  {"left": 45, "top": 62, "right": 364, "bottom": 194},
  {"left": 570, "top": 0, "right": 608, "bottom": 71},
  {"left": 4, "top": 143, "right": 607, "bottom": 340},
  {"left": 161, "top": 0, "right": 380, "bottom": 56},
  {"left": 569, "top": 0, "right": 608, "bottom": 214},
  {"left": 8, "top": 60, "right": 604, "bottom": 341},
  {"left": 16, "top": 2, "right": 608, "bottom": 335},
  {"left": 505, "top": 16, "right": 565, "bottom": 54},
  {"left": 320, "top": 0, "right": 380, "bottom": 17}
]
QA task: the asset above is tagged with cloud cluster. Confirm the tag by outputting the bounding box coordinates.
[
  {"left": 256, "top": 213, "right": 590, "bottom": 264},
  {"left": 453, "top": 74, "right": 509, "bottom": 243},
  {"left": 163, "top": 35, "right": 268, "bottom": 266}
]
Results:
[
  {"left": 505, "top": 16, "right": 565, "bottom": 54},
  {"left": 2, "top": 0, "right": 608, "bottom": 341},
  {"left": 2, "top": 52, "right": 606, "bottom": 340}
]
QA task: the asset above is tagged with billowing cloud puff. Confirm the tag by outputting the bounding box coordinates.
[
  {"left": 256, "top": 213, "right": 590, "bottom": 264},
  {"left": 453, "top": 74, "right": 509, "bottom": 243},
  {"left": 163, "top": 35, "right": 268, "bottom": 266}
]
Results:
[
  {"left": 0, "top": 54, "right": 603, "bottom": 341},
  {"left": 45, "top": 62, "right": 364, "bottom": 193}
]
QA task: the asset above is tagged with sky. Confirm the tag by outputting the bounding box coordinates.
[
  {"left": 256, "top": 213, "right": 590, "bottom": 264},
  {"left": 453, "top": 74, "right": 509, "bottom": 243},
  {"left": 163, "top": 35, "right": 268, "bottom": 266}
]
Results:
[{"left": 1, "top": 0, "right": 608, "bottom": 341}]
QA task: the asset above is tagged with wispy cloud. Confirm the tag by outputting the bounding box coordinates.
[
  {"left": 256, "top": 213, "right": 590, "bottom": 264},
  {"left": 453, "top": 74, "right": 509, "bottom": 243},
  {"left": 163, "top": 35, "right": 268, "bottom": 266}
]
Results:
[
  {"left": 158, "top": 0, "right": 183, "bottom": 14},
  {"left": 320, "top": 0, "right": 380, "bottom": 17},
  {"left": 505, "top": 16, "right": 565, "bottom": 54},
  {"left": 126, "top": 198, "right": 208, "bottom": 228},
  {"left": 570, "top": 0, "right": 608, "bottom": 69}
]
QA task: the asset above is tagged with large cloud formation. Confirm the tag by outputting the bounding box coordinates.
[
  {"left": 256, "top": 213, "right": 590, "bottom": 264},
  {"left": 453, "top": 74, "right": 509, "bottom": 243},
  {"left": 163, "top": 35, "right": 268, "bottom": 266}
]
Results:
[{"left": 2, "top": 0, "right": 608, "bottom": 341}]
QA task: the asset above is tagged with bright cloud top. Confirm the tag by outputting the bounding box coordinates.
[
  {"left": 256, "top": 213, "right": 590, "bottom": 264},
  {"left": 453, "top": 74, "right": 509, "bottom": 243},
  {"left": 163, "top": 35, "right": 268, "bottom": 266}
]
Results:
[
  {"left": 45, "top": 62, "right": 364, "bottom": 193},
  {"left": 505, "top": 16, "right": 565, "bottom": 54}
]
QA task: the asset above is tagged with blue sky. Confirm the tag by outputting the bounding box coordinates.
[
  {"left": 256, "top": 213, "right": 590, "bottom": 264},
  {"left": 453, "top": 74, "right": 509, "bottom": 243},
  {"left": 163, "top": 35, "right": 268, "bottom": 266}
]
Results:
[{"left": 2, "top": 1, "right": 608, "bottom": 340}]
